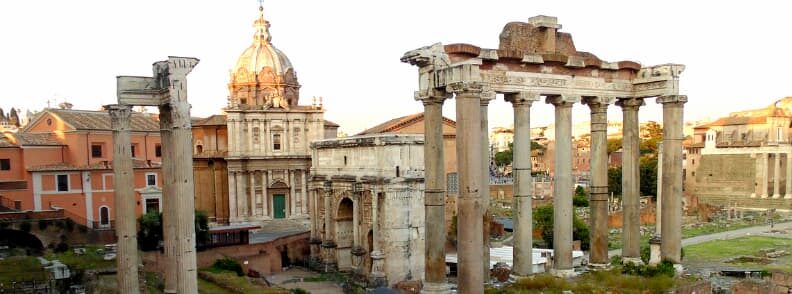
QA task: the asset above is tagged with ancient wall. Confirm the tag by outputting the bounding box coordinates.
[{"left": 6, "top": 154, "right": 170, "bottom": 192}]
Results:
[{"left": 694, "top": 154, "right": 755, "bottom": 206}]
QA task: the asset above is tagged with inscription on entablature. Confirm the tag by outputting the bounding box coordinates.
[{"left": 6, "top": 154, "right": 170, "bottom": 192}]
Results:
[{"left": 633, "top": 81, "right": 667, "bottom": 91}]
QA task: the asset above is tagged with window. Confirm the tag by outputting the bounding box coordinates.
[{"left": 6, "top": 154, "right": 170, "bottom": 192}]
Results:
[
  {"left": 0, "top": 159, "right": 9, "bottom": 171},
  {"left": 56, "top": 174, "right": 69, "bottom": 192},
  {"left": 130, "top": 144, "right": 137, "bottom": 157},
  {"left": 14, "top": 200, "right": 21, "bottom": 210},
  {"left": 146, "top": 173, "right": 157, "bottom": 187},
  {"left": 155, "top": 144, "right": 162, "bottom": 157},
  {"left": 447, "top": 173, "right": 459, "bottom": 194},
  {"left": 196, "top": 145, "right": 203, "bottom": 154},
  {"left": 99, "top": 206, "right": 110, "bottom": 227},
  {"left": 273, "top": 134, "right": 281, "bottom": 150},
  {"left": 91, "top": 144, "right": 103, "bottom": 158}
]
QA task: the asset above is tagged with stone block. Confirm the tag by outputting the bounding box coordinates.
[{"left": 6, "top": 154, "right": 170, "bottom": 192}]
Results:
[
  {"left": 773, "top": 270, "right": 792, "bottom": 287},
  {"left": 772, "top": 285, "right": 790, "bottom": 294}
]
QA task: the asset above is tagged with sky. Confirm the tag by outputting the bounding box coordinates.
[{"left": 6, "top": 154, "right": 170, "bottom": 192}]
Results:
[{"left": 1, "top": 1, "right": 791, "bottom": 135}]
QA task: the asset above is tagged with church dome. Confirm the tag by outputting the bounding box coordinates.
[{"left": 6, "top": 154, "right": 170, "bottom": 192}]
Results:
[{"left": 228, "top": 5, "right": 301, "bottom": 109}]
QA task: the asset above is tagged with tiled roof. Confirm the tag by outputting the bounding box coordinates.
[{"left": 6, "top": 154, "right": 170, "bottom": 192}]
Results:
[
  {"left": 193, "top": 115, "right": 227, "bottom": 126},
  {"left": 324, "top": 120, "right": 339, "bottom": 128},
  {"left": 42, "top": 109, "right": 159, "bottom": 131},
  {"left": 356, "top": 112, "right": 456, "bottom": 136},
  {"left": 13, "top": 133, "right": 64, "bottom": 146}
]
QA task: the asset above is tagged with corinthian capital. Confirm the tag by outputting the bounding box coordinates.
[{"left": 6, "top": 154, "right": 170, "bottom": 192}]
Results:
[
  {"left": 656, "top": 95, "right": 688, "bottom": 104},
  {"left": 105, "top": 104, "right": 133, "bottom": 129},
  {"left": 616, "top": 97, "right": 645, "bottom": 109},
  {"left": 415, "top": 89, "right": 452, "bottom": 105},
  {"left": 546, "top": 94, "right": 580, "bottom": 107},
  {"left": 505, "top": 92, "right": 541, "bottom": 106}
]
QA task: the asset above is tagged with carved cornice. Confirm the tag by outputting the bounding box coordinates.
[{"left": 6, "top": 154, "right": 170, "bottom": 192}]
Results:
[
  {"left": 504, "top": 92, "right": 541, "bottom": 106},
  {"left": 545, "top": 94, "right": 580, "bottom": 107},
  {"left": 581, "top": 96, "right": 615, "bottom": 106},
  {"left": 446, "top": 81, "right": 483, "bottom": 95}
]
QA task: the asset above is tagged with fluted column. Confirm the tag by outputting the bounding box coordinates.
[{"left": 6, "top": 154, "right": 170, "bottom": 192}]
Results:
[
  {"left": 480, "top": 91, "right": 495, "bottom": 280},
  {"left": 107, "top": 104, "right": 140, "bottom": 294},
  {"left": 786, "top": 153, "right": 792, "bottom": 199},
  {"left": 773, "top": 153, "right": 782, "bottom": 198},
  {"left": 583, "top": 97, "right": 614, "bottom": 266},
  {"left": 617, "top": 97, "right": 644, "bottom": 264},
  {"left": 547, "top": 94, "right": 579, "bottom": 277},
  {"left": 658, "top": 95, "right": 687, "bottom": 263},
  {"left": 417, "top": 89, "right": 451, "bottom": 293},
  {"left": 449, "top": 81, "right": 487, "bottom": 293},
  {"left": 369, "top": 187, "right": 386, "bottom": 287},
  {"left": 506, "top": 92, "right": 540, "bottom": 276}
]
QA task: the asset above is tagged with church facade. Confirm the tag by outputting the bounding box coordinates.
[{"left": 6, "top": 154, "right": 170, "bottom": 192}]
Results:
[{"left": 192, "top": 5, "right": 337, "bottom": 225}]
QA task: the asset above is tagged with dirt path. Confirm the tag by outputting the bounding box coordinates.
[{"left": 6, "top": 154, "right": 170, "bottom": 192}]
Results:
[{"left": 266, "top": 267, "right": 344, "bottom": 294}]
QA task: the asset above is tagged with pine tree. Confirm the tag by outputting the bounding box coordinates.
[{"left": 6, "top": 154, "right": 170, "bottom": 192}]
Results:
[
  {"left": 9, "top": 108, "right": 19, "bottom": 127},
  {"left": 0, "top": 107, "right": 5, "bottom": 122}
]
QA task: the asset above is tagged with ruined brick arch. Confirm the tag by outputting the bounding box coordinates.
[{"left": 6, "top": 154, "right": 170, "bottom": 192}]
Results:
[{"left": 0, "top": 228, "right": 45, "bottom": 253}]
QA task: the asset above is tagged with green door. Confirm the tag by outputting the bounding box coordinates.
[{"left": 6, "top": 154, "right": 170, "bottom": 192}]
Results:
[{"left": 273, "top": 194, "right": 286, "bottom": 219}]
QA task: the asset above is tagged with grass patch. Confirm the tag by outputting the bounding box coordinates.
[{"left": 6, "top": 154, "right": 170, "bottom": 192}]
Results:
[
  {"left": 684, "top": 236, "right": 792, "bottom": 261},
  {"left": 198, "top": 269, "right": 286, "bottom": 294},
  {"left": 198, "top": 277, "right": 236, "bottom": 294},
  {"left": 0, "top": 256, "right": 48, "bottom": 284},
  {"left": 487, "top": 269, "right": 687, "bottom": 294},
  {"left": 681, "top": 221, "right": 756, "bottom": 239},
  {"left": 43, "top": 246, "right": 114, "bottom": 271},
  {"left": 301, "top": 271, "right": 350, "bottom": 283}
]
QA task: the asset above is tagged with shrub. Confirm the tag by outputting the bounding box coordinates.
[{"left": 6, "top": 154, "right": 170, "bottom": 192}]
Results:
[
  {"left": 19, "top": 221, "right": 32, "bottom": 233},
  {"left": 210, "top": 257, "right": 244, "bottom": 276},
  {"left": 54, "top": 242, "right": 69, "bottom": 253},
  {"left": 38, "top": 220, "right": 49, "bottom": 230},
  {"left": 64, "top": 218, "right": 75, "bottom": 232},
  {"left": 291, "top": 288, "right": 310, "bottom": 294}
]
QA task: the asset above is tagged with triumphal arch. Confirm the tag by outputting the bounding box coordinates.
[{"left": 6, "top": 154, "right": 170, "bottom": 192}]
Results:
[{"left": 402, "top": 15, "right": 685, "bottom": 293}]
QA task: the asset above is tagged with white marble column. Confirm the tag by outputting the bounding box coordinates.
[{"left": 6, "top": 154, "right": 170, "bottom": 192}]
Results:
[
  {"left": 583, "top": 96, "right": 613, "bottom": 267},
  {"left": 761, "top": 153, "right": 769, "bottom": 198},
  {"left": 617, "top": 97, "right": 644, "bottom": 264},
  {"left": 547, "top": 94, "right": 579, "bottom": 277},
  {"left": 658, "top": 95, "right": 687, "bottom": 264},
  {"left": 450, "top": 81, "right": 485, "bottom": 293},
  {"left": 506, "top": 92, "right": 540, "bottom": 276},
  {"left": 773, "top": 153, "right": 782, "bottom": 198},
  {"left": 417, "top": 90, "right": 450, "bottom": 293},
  {"left": 369, "top": 188, "right": 386, "bottom": 286},
  {"left": 228, "top": 172, "right": 237, "bottom": 221},
  {"left": 480, "top": 90, "right": 494, "bottom": 280},
  {"left": 107, "top": 104, "right": 140, "bottom": 293},
  {"left": 786, "top": 153, "right": 792, "bottom": 199},
  {"left": 158, "top": 105, "right": 177, "bottom": 293}
]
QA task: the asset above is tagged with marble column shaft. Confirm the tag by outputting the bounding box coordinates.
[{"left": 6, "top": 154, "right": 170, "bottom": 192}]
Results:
[
  {"left": 108, "top": 105, "right": 140, "bottom": 294},
  {"left": 507, "top": 92, "right": 539, "bottom": 276},
  {"left": 322, "top": 184, "right": 337, "bottom": 271},
  {"left": 584, "top": 98, "right": 612, "bottom": 266},
  {"left": 786, "top": 153, "right": 792, "bottom": 199},
  {"left": 761, "top": 154, "right": 769, "bottom": 198},
  {"left": 658, "top": 95, "right": 687, "bottom": 263},
  {"left": 618, "top": 98, "right": 644, "bottom": 262},
  {"left": 158, "top": 105, "right": 177, "bottom": 293},
  {"left": 453, "top": 84, "right": 485, "bottom": 293},
  {"left": 480, "top": 94, "right": 494, "bottom": 280},
  {"left": 773, "top": 154, "right": 781, "bottom": 198},
  {"left": 547, "top": 95, "right": 578, "bottom": 274},
  {"left": 419, "top": 92, "right": 449, "bottom": 289}
]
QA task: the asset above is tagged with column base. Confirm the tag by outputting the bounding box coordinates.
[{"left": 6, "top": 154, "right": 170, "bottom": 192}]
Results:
[
  {"left": 750, "top": 193, "right": 757, "bottom": 198},
  {"left": 587, "top": 263, "right": 610, "bottom": 270},
  {"left": 761, "top": 194, "right": 769, "bottom": 199},
  {"left": 772, "top": 194, "right": 781, "bottom": 199},
  {"left": 622, "top": 257, "right": 644, "bottom": 266},
  {"left": 550, "top": 268, "right": 576, "bottom": 278},
  {"left": 785, "top": 194, "right": 792, "bottom": 199},
  {"left": 321, "top": 262, "right": 338, "bottom": 273},
  {"left": 421, "top": 282, "right": 452, "bottom": 294}
]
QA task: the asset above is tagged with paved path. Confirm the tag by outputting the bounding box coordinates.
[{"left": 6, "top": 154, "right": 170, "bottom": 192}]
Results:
[{"left": 608, "top": 221, "right": 792, "bottom": 257}]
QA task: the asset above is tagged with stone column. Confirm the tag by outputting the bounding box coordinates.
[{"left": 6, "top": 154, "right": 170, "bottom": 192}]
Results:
[
  {"left": 158, "top": 104, "right": 177, "bottom": 293},
  {"left": 250, "top": 172, "right": 256, "bottom": 217},
  {"left": 761, "top": 153, "right": 769, "bottom": 198},
  {"left": 480, "top": 91, "right": 494, "bottom": 280},
  {"left": 227, "top": 118, "right": 236, "bottom": 155},
  {"left": 506, "top": 92, "right": 540, "bottom": 276},
  {"left": 309, "top": 187, "right": 322, "bottom": 269},
  {"left": 450, "top": 81, "right": 486, "bottom": 293},
  {"left": 259, "top": 120, "right": 265, "bottom": 153},
  {"left": 656, "top": 142, "right": 663, "bottom": 235},
  {"left": 107, "top": 104, "right": 140, "bottom": 293},
  {"left": 322, "top": 182, "right": 337, "bottom": 272},
  {"left": 237, "top": 172, "right": 247, "bottom": 217},
  {"left": 617, "top": 97, "right": 644, "bottom": 264},
  {"left": 773, "top": 153, "right": 782, "bottom": 198},
  {"left": 302, "top": 171, "right": 308, "bottom": 215},
  {"left": 228, "top": 172, "right": 237, "bottom": 221},
  {"left": 786, "top": 153, "right": 792, "bottom": 199},
  {"left": 247, "top": 120, "right": 254, "bottom": 154},
  {"left": 351, "top": 188, "right": 364, "bottom": 274},
  {"left": 290, "top": 170, "right": 297, "bottom": 217},
  {"left": 417, "top": 89, "right": 451, "bottom": 293},
  {"left": 582, "top": 97, "right": 613, "bottom": 267},
  {"left": 263, "top": 171, "right": 269, "bottom": 217},
  {"left": 658, "top": 95, "right": 687, "bottom": 264},
  {"left": 546, "top": 94, "right": 579, "bottom": 276},
  {"left": 237, "top": 119, "right": 244, "bottom": 156},
  {"left": 369, "top": 187, "right": 386, "bottom": 287}
]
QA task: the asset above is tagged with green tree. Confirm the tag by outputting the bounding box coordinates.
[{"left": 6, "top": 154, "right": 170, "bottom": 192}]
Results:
[
  {"left": 640, "top": 157, "right": 658, "bottom": 198},
  {"left": 494, "top": 149, "right": 513, "bottom": 167},
  {"left": 607, "top": 138, "right": 622, "bottom": 155},
  {"left": 534, "top": 205, "right": 590, "bottom": 250},
  {"left": 608, "top": 167, "right": 622, "bottom": 197},
  {"left": 137, "top": 210, "right": 210, "bottom": 251},
  {"left": 573, "top": 186, "right": 589, "bottom": 207},
  {"left": 0, "top": 107, "right": 5, "bottom": 121}
]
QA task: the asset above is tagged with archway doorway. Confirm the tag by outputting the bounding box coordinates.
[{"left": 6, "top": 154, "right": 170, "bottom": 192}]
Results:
[
  {"left": 0, "top": 229, "right": 45, "bottom": 255},
  {"left": 335, "top": 197, "right": 353, "bottom": 270}
]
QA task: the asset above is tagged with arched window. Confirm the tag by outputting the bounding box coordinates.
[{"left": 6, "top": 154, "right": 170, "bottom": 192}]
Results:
[{"left": 99, "top": 206, "right": 110, "bottom": 227}]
